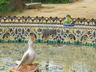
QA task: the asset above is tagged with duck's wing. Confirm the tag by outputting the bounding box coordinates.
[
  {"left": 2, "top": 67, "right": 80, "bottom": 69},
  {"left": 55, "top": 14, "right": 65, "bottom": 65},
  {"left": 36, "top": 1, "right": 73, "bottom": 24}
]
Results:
[{"left": 17, "top": 52, "right": 29, "bottom": 68}]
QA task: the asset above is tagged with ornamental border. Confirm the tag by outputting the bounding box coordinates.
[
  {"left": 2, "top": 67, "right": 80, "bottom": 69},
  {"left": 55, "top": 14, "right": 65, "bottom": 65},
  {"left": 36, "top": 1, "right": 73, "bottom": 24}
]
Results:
[{"left": 0, "top": 16, "right": 96, "bottom": 26}]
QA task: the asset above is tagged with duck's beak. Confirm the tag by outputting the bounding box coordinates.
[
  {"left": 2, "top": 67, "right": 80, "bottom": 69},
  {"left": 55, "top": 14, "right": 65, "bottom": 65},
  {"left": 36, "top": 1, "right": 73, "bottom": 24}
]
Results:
[{"left": 30, "top": 36, "right": 34, "bottom": 41}]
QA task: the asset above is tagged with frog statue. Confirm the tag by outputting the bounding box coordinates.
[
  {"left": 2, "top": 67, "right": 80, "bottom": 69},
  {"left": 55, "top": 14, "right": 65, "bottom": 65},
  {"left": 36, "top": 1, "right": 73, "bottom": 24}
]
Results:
[{"left": 64, "top": 14, "right": 74, "bottom": 26}]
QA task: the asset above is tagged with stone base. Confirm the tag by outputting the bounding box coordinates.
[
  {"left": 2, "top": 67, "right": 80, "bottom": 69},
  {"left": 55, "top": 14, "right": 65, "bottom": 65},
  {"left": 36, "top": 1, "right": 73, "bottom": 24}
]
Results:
[{"left": 10, "top": 64, "right": 39, "bottom": 72}]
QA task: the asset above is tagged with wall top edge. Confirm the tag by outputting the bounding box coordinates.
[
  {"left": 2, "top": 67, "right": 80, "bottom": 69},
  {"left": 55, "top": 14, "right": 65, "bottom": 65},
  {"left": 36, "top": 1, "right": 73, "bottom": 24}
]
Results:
[{"left": 0, "top": 24, "right": 96, "bottom": 30}]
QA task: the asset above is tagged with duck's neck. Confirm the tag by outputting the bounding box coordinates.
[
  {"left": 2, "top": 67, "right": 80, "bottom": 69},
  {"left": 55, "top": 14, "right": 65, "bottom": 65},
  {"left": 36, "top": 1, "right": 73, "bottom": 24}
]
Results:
[{"left": 28, "top": 44, "right": 34, "bottom": 50}]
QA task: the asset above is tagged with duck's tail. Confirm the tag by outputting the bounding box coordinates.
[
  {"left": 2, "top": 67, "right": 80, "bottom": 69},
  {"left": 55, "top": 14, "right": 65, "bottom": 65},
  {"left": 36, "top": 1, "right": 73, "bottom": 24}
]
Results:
[
  {"left": 16, "top": 61, "right": 22, "bottom": 70},
  {"left": 16, "top": 61, "right": 21, "bottom": 65}
]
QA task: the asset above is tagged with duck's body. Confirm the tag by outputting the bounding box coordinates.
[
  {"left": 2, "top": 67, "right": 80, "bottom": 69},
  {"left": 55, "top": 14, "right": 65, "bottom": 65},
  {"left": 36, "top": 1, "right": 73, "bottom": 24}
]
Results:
[
  {"left": 24, "top": 48, "right": 35, "bottom": 65},
  {"left": 16, "top": 37, "right": 35, "bottom": 68}
]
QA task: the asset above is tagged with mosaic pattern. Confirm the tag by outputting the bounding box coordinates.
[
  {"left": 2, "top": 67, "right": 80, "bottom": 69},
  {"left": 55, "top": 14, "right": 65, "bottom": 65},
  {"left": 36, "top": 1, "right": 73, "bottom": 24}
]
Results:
[
  {"left": 0, "top": 26, "right": 96, "bottom": 46},
  {"left": 0, "top": 16, "right": 96, "bottom": 26}
]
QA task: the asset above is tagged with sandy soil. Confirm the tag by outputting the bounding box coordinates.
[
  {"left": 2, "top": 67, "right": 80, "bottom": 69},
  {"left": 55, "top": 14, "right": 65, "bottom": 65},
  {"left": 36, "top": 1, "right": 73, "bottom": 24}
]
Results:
[{"left": 12, "top": 0, "right": 96, "bottom": 18}]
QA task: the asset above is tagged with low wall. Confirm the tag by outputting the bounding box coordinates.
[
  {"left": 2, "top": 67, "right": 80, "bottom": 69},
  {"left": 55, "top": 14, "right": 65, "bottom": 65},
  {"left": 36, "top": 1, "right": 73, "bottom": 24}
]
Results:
[{"left": 0, "top": 23, "right": 96, "bottom": 47}]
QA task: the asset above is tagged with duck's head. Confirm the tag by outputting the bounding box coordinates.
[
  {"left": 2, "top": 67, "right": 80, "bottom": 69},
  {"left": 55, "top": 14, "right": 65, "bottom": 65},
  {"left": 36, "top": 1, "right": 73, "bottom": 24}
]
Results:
[{"left": 28, "top": 36, "right": 34, "bottom": 46}]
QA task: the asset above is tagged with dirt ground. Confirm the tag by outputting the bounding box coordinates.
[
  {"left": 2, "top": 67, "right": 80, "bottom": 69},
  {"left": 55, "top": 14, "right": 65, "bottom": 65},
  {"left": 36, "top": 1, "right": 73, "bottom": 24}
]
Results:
[{"left": 11, "top": 0, "right": 96, "bottom": 18}]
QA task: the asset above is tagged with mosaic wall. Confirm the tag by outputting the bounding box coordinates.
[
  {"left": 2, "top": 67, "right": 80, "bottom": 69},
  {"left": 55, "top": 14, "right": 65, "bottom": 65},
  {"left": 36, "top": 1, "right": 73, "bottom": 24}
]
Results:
[{"left": 0, "top": 26, "right": 96, "bottom": 46}]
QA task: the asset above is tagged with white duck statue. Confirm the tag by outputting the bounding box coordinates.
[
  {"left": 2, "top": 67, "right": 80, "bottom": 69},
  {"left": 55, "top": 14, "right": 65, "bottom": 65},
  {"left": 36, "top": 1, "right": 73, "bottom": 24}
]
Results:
[{"left": 16, "top": 37, "right": 35, "bottom": 68}]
